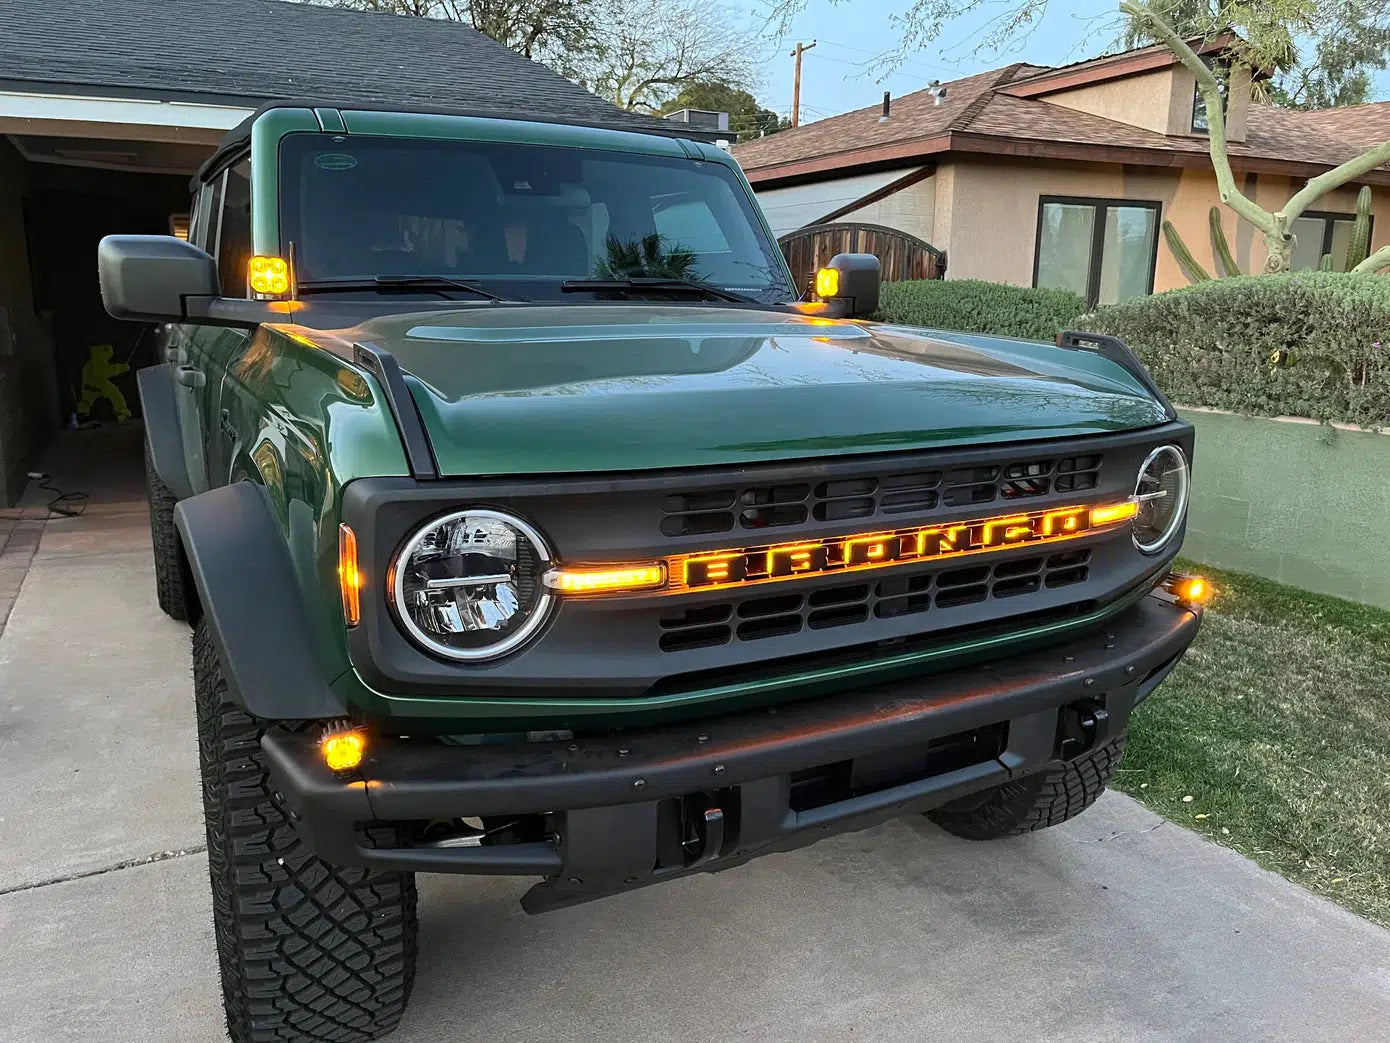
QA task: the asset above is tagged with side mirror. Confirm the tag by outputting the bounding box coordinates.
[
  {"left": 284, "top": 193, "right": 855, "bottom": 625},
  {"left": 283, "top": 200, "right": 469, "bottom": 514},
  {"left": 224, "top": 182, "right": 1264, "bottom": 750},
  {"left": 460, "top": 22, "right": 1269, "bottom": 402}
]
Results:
[
  {"left": 98, "top": 235, "right": 276, "bottom": 329},
  {"left": 814, "top": 253, "right": 880, "bottom": 318},
  {"left": 98, "top": 235, "right": 219, "bottom": 322}
]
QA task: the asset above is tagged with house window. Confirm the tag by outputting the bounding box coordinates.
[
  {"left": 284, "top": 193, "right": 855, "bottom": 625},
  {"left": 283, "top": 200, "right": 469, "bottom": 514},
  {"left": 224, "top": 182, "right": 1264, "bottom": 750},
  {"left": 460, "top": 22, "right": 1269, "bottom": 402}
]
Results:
[
  {"left": 1192, "top": 58, "right": 1229, "bottom": 133},
  {"left": 1034, "top": 197, "right": 1160, "bottom": 308},
  {"left": 1290, "top": 210, "right": 1370, "bottom": 272}
]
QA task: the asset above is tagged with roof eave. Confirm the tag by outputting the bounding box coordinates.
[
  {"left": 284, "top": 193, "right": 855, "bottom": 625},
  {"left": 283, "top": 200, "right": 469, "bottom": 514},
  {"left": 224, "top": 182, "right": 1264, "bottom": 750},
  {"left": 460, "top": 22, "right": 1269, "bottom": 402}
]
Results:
[
  {"left": 999, "top": 31, "right": 1272, "bottom": 98},
  {"left": 742, "top": 132, "right": 1390, "bottom": 189}
]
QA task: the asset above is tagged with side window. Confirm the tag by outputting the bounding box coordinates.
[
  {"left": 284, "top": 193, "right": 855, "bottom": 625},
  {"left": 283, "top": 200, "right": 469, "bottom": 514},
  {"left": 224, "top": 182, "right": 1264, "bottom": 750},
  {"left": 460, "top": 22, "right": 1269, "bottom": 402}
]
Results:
[
  {"left": 218, "top": 160, "right": 252, "bottom": 297},
  {"left": 188, "top": 184, "right": 210, "bottom": 250},
  {"left": 204, "top": 174, "right": 226, "bottom": 259}
]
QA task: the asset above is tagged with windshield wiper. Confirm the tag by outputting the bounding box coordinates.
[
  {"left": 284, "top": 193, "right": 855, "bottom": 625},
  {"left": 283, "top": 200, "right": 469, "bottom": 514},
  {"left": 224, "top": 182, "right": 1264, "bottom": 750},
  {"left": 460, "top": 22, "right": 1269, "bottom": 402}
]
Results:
[
  {"left": 298, "top": 275, "right": 518, "bottom": 302},
  {"left": 560, "top": 278, "right": 755, "bottom": 304}
]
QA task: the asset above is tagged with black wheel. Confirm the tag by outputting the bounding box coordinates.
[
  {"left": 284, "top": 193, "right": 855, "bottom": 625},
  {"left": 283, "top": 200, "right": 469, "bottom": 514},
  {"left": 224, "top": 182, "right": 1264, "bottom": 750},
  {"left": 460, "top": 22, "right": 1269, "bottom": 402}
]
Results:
[
  {"left": 145, "top": 438, "right": 191, "bottom": 621},
  {"left": 927, "top": 733, "right": 1126, "bottom": 840},
  {"left": 195, "top": 620, "right": 418, "bottom": 1042}
]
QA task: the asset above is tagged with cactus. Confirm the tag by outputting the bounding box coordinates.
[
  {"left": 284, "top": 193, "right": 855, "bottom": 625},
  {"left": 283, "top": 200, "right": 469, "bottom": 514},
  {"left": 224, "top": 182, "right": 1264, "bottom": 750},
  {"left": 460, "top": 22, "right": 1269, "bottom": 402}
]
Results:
[
  {"left": 1163, "top": 220, "right": 1212, "bottom": 283},
  {"left": 1343, "top": 186, "right": 1372, "bottom": 271},
  {"left": 1320, "top": 253, "right": 1334, "bottom": 271},
  {"left": 1209, "top": 207, "right": 1241, "bottom": 276}
]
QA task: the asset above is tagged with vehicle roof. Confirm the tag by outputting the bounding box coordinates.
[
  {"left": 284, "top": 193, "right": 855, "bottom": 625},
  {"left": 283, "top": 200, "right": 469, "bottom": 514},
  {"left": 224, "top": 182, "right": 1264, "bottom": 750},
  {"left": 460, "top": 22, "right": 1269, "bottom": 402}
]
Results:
[{"left": 195, "top": 100, "right": 725, "bottom": 186}]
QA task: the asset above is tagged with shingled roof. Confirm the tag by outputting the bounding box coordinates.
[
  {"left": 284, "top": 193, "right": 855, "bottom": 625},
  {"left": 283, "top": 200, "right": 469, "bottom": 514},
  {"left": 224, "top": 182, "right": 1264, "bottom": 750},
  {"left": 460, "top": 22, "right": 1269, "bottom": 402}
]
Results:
[
  {"left": 0, "top": 0, "right": 679, "bottom": 136},
  {"left": 733, "top": 44, "right": 1390, "bottom": 187}
]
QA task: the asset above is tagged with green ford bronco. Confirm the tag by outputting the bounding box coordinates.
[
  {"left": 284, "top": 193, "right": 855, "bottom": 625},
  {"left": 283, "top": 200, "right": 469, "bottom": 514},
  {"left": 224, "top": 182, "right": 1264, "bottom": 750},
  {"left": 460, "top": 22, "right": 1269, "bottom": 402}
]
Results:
[{"left": 98, "top": 102, "right": 1204, "bottom": 1042}]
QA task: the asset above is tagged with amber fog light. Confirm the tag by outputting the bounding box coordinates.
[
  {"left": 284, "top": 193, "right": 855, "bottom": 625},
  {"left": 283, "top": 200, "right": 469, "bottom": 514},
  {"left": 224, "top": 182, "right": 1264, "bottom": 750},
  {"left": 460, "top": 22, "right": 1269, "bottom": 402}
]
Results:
[
  {"left": 322, "top": 729, "right": 367, "bottom": 773},
  {"left": 390, "top": 509, "right": 552, "bottom": 661},
  {"left": 1166, "top": 573, "right": 1213, "bottom": 607}
]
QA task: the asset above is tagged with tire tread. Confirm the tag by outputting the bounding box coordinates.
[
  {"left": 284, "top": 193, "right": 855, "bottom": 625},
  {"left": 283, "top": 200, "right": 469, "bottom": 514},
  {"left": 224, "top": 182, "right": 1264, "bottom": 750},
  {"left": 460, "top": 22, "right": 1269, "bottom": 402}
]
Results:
[
  {"left": 927, "top": 734, "right": 1126, "bottom": 840},
  {"left": 145, "top": 439, "right": 190, "bottom": 621},
  {"left": 195, "top": 621, "right": 417, "bottom": 1043}
]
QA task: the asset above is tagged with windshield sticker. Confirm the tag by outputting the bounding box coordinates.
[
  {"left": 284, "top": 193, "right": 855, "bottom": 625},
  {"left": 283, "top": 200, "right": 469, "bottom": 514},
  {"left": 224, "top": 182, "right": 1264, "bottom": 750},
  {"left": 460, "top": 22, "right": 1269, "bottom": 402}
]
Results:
[{"left": 313, "top": 153, "right": 358, "bottom": 172}]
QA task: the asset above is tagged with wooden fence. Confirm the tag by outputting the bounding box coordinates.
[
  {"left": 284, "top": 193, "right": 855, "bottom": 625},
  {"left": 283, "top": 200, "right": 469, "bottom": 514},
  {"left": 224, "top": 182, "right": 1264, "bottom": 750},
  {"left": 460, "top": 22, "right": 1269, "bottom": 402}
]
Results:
[{"left": 777, "top": 222, "right": 947, "bottom": 290}]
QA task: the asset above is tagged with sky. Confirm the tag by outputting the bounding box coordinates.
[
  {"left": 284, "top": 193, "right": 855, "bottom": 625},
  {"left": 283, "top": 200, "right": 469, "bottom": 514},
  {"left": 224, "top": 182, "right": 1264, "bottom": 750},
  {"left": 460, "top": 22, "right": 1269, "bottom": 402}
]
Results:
[{"left": 746, "top": 0, "right": 1390, "bottom": 125}]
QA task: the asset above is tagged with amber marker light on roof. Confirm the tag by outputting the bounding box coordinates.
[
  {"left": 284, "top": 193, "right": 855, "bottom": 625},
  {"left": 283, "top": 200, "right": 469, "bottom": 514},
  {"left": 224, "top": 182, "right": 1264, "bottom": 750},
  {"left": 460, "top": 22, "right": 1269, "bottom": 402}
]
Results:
[
  {"left": 248, "top": 255, "right": 290, "bottom": 297},
  {"left": 542, "top": 564, "right": 667, "bottom": 594},
  {"left": 1089, "top": 500, "right": 1139, "bottom": 526},
  {"left": 322, "top": 729, "right": 367, "bottom": 773},
  {"left": 814, "top": 267, "right": 840, "bottom": 299},
  {"left": 338, "top": 523, "right": 362, "bottom": 626}
]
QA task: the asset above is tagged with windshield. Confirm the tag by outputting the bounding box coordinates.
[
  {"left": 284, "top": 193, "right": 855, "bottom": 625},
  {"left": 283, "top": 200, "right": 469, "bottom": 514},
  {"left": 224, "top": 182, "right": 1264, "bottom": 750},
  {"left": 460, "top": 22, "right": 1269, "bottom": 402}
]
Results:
[{"left": 277, "top": 132, "right": 795, "bottom": 304}]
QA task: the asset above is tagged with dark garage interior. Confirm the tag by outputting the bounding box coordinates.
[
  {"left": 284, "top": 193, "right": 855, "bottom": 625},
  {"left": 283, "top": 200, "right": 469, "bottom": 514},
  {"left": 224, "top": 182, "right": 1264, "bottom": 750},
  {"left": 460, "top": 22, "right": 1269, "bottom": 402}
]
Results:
[{"left": 0, "top": 135, "right": 205, "bottom": 505}]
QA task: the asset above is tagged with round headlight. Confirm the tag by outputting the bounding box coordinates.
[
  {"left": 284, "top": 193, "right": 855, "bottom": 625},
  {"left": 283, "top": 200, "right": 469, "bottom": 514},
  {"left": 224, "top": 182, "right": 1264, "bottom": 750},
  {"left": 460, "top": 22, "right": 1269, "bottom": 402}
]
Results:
[
  {"left": 391, "top": 509, "right": 552, "bottom": 661},
  {"left": 1133, "top": 445, "right": 1189, "bottom": 554}
]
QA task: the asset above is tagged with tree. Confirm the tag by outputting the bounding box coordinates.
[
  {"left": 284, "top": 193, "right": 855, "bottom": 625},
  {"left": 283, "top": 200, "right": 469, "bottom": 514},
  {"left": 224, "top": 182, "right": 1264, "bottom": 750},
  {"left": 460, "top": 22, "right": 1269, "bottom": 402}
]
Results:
[
  {"left": 578, "top": 0, "right": 757, "bottom": 112},
  {"left": 662, "top": 82, "right": 789, "bottom": 140},
  {"left": 1122, "top": 0, "right": 1390, "bottom": 273},
  {"left": 310, "top": 0, "right": 757, "bottom": 116},
  {"left": 766, "top": 0, "right": 1389, "bottom": 109},
  {"left": 1122, "top": 0, "right": 1390, "bottom": 110},
  {"left": 308, "top": 0, "right": 598, "bottom": 64}
]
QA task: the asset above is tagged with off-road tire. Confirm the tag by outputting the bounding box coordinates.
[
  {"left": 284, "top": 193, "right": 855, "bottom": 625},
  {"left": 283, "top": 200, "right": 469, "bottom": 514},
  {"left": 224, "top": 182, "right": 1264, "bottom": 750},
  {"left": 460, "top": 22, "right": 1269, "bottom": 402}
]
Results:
[
  {"left": 194, "top": 620, "right": 418, "bottom": 1042},
  {"left": 927, "top": 733, "right": 1126, "bottom": 840},
  {"left": 145, "top": 439, "right": 191, "bottom": 621}
]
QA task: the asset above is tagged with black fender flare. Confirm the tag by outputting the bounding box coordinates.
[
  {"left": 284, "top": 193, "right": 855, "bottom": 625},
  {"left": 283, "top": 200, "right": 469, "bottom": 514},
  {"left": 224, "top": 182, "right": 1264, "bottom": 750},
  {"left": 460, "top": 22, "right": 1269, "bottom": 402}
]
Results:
[
  {"left": 175, "top": 482, "right": 346, "bottom": 720},
  {"left": 136, "top": 365, "right": 193, "bottom": 501}
]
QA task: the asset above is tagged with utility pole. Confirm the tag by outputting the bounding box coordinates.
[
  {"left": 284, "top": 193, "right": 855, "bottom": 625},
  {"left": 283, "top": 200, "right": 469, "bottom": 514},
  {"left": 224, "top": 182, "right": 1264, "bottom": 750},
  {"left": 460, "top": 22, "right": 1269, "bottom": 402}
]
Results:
[{"left": 790, "top": 39, "right": 816, "bottom": 128}]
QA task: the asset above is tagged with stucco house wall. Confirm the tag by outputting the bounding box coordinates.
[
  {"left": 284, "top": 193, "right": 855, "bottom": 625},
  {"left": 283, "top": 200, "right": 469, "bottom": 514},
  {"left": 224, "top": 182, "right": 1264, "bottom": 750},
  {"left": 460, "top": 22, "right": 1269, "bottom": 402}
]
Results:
[
  {"left": 811, "top": 155, "right": 1390, "bottom": 293},
  {"left": 834, "top": 174, "right": 937, "bottom": 243}
]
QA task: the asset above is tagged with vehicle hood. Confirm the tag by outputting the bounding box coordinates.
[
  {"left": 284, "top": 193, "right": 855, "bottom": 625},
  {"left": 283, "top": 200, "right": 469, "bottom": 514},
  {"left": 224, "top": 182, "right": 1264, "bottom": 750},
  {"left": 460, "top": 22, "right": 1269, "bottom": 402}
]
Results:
[{"left": 338, "top": 305, "right": 1169, "bottom": 475}]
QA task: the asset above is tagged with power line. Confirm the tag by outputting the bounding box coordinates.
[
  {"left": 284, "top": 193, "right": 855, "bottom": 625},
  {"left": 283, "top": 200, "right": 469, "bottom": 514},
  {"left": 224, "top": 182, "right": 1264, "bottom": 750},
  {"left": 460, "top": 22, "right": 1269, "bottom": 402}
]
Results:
[{"left": 815, "top": 39, "right": 961, "bottom": 77}]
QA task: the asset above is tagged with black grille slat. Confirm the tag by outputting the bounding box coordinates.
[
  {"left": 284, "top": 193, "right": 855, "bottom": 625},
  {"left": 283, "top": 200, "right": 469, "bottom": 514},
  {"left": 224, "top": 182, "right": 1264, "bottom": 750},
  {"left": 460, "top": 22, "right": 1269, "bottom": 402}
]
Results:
[
  {"left": 808, "top": 604, "right": 870, "bottom": 629},
  {"left": 658, "top": 550, "right": 1094, "bottom": 650},
  {"left": 659, "top": 625, "right": 731, "bottom": 652},
  {"left": 737, "top": 615, "right": 803, "bottom": 641},
  {"left": 662, "top": 453, "right": 1098, "bottom": 538}
]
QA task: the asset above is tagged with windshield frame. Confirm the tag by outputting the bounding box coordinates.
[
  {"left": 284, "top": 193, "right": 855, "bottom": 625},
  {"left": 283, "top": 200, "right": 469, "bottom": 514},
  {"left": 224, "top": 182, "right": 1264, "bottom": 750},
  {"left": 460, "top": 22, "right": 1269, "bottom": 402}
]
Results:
[{"left": 274, "top": 129, "right": 797, "bottom": 306}]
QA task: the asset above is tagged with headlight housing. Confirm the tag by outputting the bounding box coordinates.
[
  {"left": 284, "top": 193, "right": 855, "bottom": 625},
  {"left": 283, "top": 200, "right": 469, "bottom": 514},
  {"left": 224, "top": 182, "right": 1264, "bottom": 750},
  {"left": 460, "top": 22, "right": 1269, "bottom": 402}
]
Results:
[
  {"left": 390, "top": 509, "right": 552, "bottom": 661},
  {"left": 1133, "top": 444, "right": 1189, "bottom": 554}
]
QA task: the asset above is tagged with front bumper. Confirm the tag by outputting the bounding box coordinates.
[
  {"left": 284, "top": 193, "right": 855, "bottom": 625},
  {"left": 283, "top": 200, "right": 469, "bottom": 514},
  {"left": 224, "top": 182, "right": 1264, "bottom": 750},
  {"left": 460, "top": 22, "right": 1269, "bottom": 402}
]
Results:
[{"left": 264, "top": 590, "right": 1200, "bottom": 912}]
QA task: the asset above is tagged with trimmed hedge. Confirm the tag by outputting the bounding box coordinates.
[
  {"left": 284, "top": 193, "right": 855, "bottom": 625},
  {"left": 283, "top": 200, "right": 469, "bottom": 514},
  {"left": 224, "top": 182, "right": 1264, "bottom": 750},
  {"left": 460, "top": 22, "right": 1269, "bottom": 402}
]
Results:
[
  {"left": 874, "top": 279, "right": 1086, "bottom": 342},
  {"left": 1078, "top": 273, "right": 1390, "bottom": 429}
]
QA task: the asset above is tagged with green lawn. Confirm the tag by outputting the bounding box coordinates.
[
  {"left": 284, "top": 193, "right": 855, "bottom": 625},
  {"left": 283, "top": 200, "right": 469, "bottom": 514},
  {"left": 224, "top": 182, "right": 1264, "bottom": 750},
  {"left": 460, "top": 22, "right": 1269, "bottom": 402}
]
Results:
[{"left": 1115, "top": 560, "right": 1390, "bottom": 928}]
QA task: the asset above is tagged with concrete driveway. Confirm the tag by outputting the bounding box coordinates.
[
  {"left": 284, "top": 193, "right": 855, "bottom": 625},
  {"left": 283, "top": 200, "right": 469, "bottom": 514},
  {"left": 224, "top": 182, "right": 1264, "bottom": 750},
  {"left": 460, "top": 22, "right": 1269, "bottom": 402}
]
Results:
[{"left": 3, "top": 487, "right": 1390, "bottom": 1042}]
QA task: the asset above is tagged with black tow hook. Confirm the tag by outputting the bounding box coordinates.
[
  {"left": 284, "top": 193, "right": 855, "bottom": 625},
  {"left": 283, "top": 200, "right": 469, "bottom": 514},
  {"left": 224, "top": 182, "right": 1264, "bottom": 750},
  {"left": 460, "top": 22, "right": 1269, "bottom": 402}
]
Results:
[
  {"left": 1058, "top": 698, "right": 1109, "bottom": 760},
  {"left": 683, "top": 795, "right": 726, "bottom": 866}
]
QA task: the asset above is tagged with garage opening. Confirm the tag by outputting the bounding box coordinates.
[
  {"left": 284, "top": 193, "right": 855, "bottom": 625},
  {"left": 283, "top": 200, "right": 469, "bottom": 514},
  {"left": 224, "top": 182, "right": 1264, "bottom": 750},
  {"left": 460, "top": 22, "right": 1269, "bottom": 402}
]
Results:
[{"left": 0, "top": 134, "right": 209, "bottom": 505}]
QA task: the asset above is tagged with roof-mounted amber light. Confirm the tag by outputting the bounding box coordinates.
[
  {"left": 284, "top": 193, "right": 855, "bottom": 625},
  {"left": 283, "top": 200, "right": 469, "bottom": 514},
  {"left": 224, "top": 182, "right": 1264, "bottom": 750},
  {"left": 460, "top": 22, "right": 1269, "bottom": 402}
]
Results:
[
  {"left": 249, "top": 255, "right": 290, "bottom": 297},
  {"left": 814, "top": 267, "right": 841, "bottom": 299}
]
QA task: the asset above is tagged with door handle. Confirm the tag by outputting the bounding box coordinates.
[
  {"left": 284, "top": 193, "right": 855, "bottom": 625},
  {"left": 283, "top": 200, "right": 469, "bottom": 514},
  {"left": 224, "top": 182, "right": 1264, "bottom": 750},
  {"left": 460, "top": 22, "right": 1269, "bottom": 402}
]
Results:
[{"left": 175, "top": 366, "right": 206, "bottom": 389}]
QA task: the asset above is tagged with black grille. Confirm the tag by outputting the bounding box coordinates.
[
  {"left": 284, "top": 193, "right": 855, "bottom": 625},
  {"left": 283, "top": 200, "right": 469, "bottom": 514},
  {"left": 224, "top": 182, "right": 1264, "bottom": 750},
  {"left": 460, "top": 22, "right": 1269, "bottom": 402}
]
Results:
[
  {"left": 659, "top": 453, "right": 1103, "bottom": 537},
  {"left": 658, "top": 549, "right": 1092, "bottom": 652}
]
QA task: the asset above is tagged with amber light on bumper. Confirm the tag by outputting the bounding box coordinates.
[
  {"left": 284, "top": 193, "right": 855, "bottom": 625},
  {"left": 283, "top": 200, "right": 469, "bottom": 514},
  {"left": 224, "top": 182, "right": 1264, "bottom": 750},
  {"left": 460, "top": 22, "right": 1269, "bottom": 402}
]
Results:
[
  {"left": 1166, "top": 574, "right": 1213, "bottom": 607},
  {"left": 322, "top": 730, "right": 366, "bottom": 773}
]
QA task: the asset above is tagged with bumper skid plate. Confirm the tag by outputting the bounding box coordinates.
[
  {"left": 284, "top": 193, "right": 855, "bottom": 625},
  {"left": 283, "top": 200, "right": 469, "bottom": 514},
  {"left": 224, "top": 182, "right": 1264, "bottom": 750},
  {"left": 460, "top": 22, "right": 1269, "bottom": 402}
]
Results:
[{"left": 263, "top": 591, "right": 1199, "bottom": 912}]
